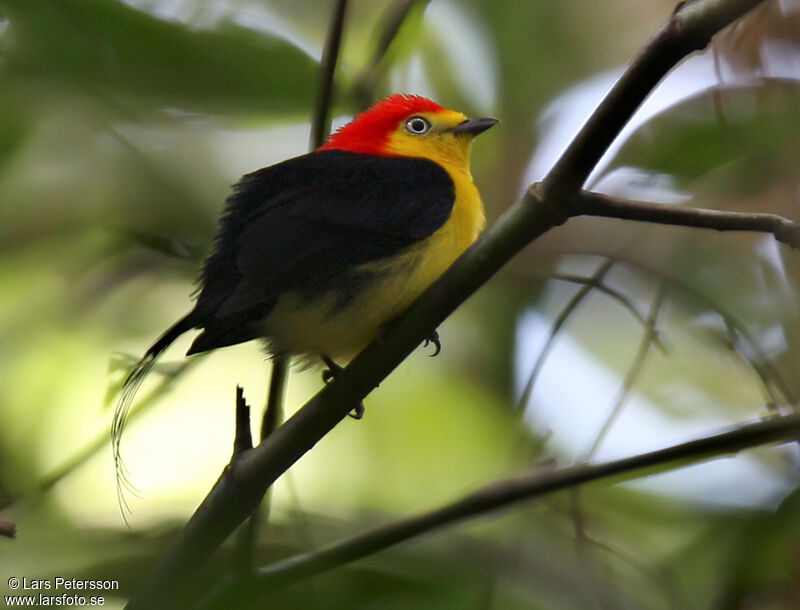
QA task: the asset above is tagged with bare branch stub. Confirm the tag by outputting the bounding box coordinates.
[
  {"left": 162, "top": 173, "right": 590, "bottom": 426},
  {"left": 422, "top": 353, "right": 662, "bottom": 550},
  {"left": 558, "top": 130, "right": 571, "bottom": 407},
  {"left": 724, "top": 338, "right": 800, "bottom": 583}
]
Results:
[{"left": 233, "top": 386, "right": 253, "bottom": 458}]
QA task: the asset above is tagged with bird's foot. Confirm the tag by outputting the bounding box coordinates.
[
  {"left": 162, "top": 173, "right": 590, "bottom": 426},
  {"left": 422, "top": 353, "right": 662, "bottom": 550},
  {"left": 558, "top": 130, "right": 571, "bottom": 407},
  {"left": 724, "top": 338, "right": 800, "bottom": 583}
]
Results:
[
  {"left": 348, "top": 402, "right": 365, "bottom": 420},
  {"left": 321, "top": 356, "right": 365, "bottom": 420},
  {"left": 423, "top": 329, "right": 442, "bottom": 357}
]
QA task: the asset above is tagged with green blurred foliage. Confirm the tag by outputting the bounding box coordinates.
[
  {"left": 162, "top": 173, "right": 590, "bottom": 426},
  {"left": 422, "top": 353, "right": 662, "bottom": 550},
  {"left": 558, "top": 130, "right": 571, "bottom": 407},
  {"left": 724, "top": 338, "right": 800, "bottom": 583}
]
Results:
[
  {"left": 1, "top": 0, "right": 800, "bottom": 608},
  {"left": 0, "top": 0, "right": 319, "bottom": 115}
]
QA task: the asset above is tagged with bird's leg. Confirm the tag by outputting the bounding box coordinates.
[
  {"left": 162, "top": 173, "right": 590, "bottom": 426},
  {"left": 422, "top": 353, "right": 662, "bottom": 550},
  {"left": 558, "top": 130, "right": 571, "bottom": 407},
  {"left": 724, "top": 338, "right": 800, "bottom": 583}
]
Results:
[
  {"left": 423, "top": 329, "right": 442, "bottom": 357},
  {"left": 321, "top": 355, "right": 365, "bottom": 420}
]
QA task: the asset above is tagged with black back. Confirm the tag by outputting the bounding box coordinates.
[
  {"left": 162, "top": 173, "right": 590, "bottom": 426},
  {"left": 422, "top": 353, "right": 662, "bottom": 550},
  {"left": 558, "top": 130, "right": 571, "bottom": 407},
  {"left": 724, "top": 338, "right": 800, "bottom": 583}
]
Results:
[{"left": 188, "top": 149, "right": 455, "bottom": 354}]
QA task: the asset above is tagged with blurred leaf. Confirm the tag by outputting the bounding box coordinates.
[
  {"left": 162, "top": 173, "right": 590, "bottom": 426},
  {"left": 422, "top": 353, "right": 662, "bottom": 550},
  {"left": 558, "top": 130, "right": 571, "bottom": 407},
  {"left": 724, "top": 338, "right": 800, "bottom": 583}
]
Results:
[
  {"left": 612, "top": 81, "right": 800, "bottom": 194},
  {"left": 722, "top": 487, "right": 800, "bottom": 609},
  {"left": 1, "top": 0, "right": 319, "bottom": 115},
  {"left": 0, "top": 95, "right": 33, "bottom": 177}
]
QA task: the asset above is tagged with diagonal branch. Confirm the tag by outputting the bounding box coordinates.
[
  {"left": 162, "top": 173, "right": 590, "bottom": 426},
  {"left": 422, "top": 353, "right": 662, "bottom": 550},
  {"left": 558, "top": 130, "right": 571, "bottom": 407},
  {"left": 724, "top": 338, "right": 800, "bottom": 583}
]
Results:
[
  {"left": 123, "top": 1, "right": 767, "bottom": 607},
  {"left": 570, "top": 190, "right": 800, "bottom": 248},
  {"left": 234, "top": 413, "right": 800, "bottom": 596}
]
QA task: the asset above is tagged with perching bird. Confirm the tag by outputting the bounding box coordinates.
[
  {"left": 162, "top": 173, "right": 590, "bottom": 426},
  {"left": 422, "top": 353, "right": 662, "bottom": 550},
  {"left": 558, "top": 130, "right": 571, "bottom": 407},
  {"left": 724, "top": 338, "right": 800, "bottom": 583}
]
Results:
[{"left": 113, "top": 94, "right": 497, "bottom": 475}]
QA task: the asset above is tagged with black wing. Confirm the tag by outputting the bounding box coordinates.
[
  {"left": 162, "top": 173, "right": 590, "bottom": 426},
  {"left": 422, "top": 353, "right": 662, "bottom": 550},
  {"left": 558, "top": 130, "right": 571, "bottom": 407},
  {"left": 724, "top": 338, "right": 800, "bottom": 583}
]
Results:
[{"left": 188, "top": 149, "right": 454, "bottom": 353}]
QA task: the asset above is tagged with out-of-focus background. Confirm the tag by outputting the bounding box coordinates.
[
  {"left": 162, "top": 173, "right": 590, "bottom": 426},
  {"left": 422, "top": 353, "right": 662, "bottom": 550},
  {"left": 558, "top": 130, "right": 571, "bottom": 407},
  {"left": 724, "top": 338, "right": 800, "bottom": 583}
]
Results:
[{"left": 2, "top": 0, "right": 800, "bottom": 608}]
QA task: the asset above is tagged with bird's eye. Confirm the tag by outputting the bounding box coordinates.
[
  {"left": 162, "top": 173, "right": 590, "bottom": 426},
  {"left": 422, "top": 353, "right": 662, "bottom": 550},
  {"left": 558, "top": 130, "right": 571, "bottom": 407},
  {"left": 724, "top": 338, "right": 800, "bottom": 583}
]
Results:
[{"left": 405, "top": 116, "right": 431, "bottom": 135}]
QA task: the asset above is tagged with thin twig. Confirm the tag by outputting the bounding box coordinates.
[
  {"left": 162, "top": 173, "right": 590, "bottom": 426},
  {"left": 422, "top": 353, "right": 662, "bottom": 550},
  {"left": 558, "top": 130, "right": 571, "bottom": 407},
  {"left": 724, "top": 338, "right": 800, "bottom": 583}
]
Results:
[
  {"left": 352, "top": 0, "right": 430, "bottom": 109},
  {"left": 570, "top": 190, "right": 800, "bottom": 248},
  {"left": 234, "top": 358, "right": 289, "bottom": 575},
  {"left": 548, "top": 272, "right": 657, "bottom": 335},
  {"left": 261, "top": 357, "right": 288, "bottom": 443},
  {"left": 725, "top": 325, "right": 782, "bottom": 411},
  {"left": 585, "top": 283, "right": 667, "bottom": 458},
  {"left": 309, "top": 0, "right": 349, "bottom": 150},
  {"left": 568, "top": 283, "right": 666, "bottom": 581},
  {"left": 549, "top": 251, "right": 794, "bottom": 408},
  {"left": 256, "top": 356, "right": 288, "bottom": 516},
  {"left": 226, "top": 413, "right": 800, "bottom": 594},
  {"left": 516, "top": 260, "right": 614, "bottom": 414},
  {"left": 583, "top": 534, "right": 684, "bottom": 610}
]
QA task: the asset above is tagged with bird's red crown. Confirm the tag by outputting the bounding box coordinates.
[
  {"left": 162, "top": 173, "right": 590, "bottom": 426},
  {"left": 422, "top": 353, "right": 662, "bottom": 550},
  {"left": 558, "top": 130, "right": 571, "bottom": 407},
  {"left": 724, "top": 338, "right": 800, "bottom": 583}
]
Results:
[{"left": 319, "top": 94, "right": 444, "bottom": 156}]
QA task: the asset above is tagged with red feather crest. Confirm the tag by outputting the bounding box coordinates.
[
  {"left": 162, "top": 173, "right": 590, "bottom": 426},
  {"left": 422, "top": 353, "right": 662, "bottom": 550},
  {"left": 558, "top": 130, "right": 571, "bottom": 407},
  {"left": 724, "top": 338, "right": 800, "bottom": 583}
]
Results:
[{"left": 320, "top": 94, "right": 444, "bottom": 156}]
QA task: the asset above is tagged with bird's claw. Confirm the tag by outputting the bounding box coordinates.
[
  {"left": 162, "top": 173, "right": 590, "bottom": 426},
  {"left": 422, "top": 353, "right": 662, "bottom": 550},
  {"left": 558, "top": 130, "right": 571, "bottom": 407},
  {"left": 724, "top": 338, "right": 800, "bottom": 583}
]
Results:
[
  {"left": 322, "top": 356, "right": 366, "bottom": 420},
  {"left": 423, "top": 330, "right": 442, "bottom": 357},
  {"left": 322, "top": 356, "right": 343, "bottom": 384}
]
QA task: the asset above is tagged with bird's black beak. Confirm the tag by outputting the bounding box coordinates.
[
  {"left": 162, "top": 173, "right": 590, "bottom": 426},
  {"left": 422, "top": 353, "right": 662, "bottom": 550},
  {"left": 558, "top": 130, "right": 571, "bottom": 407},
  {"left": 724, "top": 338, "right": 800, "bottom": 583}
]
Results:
[{"left": 451, "top": 117, "right": 499, "bottom": 136}]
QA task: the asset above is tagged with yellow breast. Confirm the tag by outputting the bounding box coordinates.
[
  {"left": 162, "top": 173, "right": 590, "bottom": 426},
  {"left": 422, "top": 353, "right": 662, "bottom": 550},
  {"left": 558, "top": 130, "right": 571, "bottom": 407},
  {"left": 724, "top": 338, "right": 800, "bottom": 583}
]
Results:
[{"left": 262, "top": 164, "right": 484, "bottom": 362}]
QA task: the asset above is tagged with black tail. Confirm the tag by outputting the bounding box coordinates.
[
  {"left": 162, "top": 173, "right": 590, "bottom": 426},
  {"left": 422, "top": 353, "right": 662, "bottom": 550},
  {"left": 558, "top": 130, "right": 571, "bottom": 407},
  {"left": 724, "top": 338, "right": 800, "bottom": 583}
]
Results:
[{"left": 112, "top": 312, "right": 196, "bottom": 516}]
